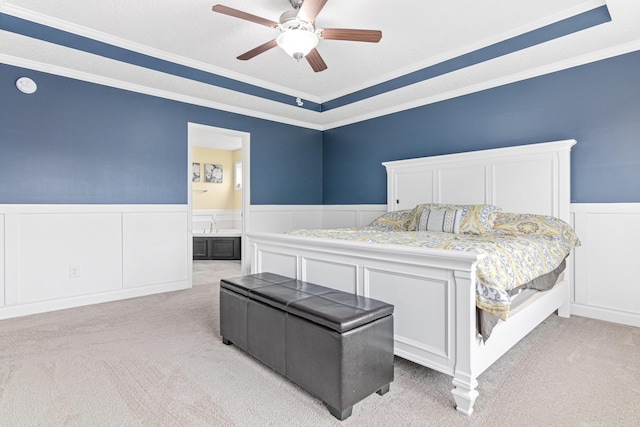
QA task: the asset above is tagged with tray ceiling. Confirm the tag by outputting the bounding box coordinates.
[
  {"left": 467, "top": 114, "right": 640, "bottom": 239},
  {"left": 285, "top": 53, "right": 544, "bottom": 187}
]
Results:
[{"left": 1, "top": 0, "right": 639, "bottom": 129}]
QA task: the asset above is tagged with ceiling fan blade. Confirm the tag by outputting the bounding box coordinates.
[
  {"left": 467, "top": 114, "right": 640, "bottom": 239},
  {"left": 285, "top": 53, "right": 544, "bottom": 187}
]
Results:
[
  {"left": 212, "top": 4, "right": 279, "bottom": 28},
  {"left": 237, "top": 39, "right": 278, "bottom": 61},
  {"left": 297, "top": 0, "right": 328, "bottom": 23},
  {"left": 305, "top": 48, "right": 327, "bottom": 72},
  {"left": 320, "top": 28, "right": 382, "bottom": 43}
]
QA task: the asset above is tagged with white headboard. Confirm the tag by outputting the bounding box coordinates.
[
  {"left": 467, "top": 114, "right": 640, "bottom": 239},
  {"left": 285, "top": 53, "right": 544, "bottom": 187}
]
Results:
[{"left": 382, "top": 140, "right": 576, "bottom": 222}]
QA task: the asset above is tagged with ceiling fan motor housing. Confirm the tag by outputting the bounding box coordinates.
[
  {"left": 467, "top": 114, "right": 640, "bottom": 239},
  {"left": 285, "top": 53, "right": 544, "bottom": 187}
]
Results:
[
  {"left": 289, "top": 0, "right": 304, "bottom": 9},
  {"left": 277, "top": 8, "right": 318, "bottom": 59},
  {"left": 279, "top": 10, "right": 314, "bottom": 32}
]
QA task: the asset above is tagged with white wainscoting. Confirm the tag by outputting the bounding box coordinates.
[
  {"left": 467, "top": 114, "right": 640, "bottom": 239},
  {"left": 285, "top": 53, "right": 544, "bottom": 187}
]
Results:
[
  {"left": 192, "top": 209, "right": 241, "bottom": 233},
  {"left": 248, "top": 203, "right": 640, "bottom": 330},
  {"left": 244, "top": 205, "right": 385, "bottom": 275},
  {"left": 248, "top": 205, "right": 386, "bottom": 233},
  {"left": 4, "top": 202, "right": 632, "bottom": 328},
  {"left": 0, "top": 204, "right": 191, "bottom": 320},
  {"left": 571, "top": 203, "right": 640, "bottom": 327}
]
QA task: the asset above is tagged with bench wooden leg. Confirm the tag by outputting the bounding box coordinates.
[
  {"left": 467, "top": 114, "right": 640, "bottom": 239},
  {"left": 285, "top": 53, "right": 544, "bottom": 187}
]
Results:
[
  {"left": 376, "top": 384, "right": 390, "bottom": 396},
  {"left": 328, "top": 405, "right": 353, "bottom": 421}
]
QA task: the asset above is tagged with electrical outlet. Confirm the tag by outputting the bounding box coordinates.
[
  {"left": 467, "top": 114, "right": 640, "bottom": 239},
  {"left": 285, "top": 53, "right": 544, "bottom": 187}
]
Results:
[{"left": 69, "top": 266, "right": 80, "bottom": 278}]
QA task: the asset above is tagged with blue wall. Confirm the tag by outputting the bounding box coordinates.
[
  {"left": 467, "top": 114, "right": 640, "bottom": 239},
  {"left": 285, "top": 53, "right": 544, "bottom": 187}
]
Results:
[
  {"left": 3, "top": 49, "right": 640, "bottom": 206},
  {"left": 323, "top": 50, "right": 640, "bottom": 204},
  {"left": 0, "top": 64, "right": 323, "bottom": 204}
]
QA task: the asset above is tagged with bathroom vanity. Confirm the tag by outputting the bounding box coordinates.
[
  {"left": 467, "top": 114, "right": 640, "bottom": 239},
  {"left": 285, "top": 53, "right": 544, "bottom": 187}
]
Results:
[{"left": 193, "top": 230, "right": 241, "bottom": 260}]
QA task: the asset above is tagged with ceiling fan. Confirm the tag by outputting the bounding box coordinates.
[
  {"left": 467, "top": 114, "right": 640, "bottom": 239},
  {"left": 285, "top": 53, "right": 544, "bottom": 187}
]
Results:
[{"left": 212, "top": 0, "right": 382, "bottom": 72}]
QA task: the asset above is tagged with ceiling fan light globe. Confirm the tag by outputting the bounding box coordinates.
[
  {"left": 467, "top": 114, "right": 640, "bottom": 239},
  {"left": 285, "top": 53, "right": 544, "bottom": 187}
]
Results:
[{"left": 277, "top": 29, "right": 318, "bottom": 58}]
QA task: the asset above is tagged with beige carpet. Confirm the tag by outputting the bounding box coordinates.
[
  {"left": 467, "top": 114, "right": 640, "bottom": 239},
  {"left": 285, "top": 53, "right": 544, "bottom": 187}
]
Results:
[{"left": 1, "top": 260, "right": 638, "bottom": 426}]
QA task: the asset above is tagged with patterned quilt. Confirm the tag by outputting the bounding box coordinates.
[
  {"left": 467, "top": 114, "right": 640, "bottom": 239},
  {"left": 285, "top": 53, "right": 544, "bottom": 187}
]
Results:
[{"left": 287, "top": 215, "right": 580, "bottom": 319}]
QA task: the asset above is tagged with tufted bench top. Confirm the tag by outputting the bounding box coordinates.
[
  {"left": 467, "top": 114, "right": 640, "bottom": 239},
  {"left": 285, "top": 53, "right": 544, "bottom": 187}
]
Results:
[{"left": 220, "top": 273, "right": 393, "bottom": 334}]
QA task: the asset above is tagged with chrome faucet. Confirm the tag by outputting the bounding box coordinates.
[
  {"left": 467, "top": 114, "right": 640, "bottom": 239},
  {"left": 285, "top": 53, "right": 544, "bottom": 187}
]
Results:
[{"left": 209, "top": 218, "right": 218, "bottom": 233}]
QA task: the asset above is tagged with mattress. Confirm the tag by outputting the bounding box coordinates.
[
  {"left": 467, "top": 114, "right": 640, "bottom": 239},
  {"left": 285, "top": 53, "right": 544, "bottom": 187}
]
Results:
[{"left": 287, "top": 227, "right": 577, "bottom": 319}]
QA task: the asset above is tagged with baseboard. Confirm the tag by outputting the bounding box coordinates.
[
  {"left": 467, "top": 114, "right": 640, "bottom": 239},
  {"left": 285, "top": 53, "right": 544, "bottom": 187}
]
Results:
[
  {"left": 0, "top": 280, "right": 190, "bottom": 321},
  {"left": 570, "top": 303, "right": 640, "bottom": 328}
]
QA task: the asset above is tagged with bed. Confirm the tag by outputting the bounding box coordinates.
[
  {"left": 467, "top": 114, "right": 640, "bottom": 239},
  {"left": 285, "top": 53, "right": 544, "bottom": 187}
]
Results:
[{"left": 245, "top": 140, "right": 577, "bottom": 415}]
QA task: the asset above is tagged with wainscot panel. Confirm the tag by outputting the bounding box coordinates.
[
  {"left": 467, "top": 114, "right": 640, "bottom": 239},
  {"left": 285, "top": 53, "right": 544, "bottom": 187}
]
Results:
[
  {"left": 248, "top": 205, "right": 386, "bottom": 233},
  {"left": 122, "top": 211, "right": 189, "bottom": 288},
  {"left": 0, "top": 205, "right": 191, "bottom": 320},
  {"left": 571, "top": 203, "right": 640, "bottom": 327}
]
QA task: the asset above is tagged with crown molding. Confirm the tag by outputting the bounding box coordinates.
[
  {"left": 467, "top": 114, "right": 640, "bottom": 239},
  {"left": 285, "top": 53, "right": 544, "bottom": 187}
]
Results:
[
  {"left": 4, "top": 34, "right": 638, "bottom": 133},
  {"left": 0, "top": 3, "right": 323, "bottom": 105},
  {"left": 318, "top": 0, "right": 607, "bottom": 103},
  {"left": 0, "top": 53, "right": 324, "bottom": 131},
  {"left": 322, "top": 38, "right": 640, "bottom": 130}
]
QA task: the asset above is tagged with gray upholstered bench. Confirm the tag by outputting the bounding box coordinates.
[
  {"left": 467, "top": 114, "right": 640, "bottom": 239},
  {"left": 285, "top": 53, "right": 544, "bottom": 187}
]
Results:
[{"left": 220, "top": 272, "right": 394, "bottom": 420}]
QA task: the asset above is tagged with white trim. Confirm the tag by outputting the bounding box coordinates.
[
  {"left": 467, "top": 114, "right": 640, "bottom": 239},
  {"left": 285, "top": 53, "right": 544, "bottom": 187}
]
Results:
[
  {"left": 250, "top": 205, "right": 325, "bottom": 212},
  {"left": 321, "top": 39, "right": 640, "bottom": 130},
  {"left": 0, "top": 280, "right": 189, "bottom": 321},
  {"left": 319, "top": 0, "right": 607, "bottom": 103},
  {"left": 188, "top": 123, "right": 251, "bottom": 273},
  {"left": 3, "top": 35, "right": 638, "bottom": 132},
  {"left": 0, "top": 204, "right": 188, "bottom": 213},
  {"left": 0, "top": 204, "right": 191, "bottom": 320},
  {"left": 571, "top": 304, "right": 640, "bottom": 328},
  {"left": 382, "top": 140, "right": 576, "bottom": 168},
  {"left": 249, "top": 204, "right": 385, "bottom": 212},
  {"left": 0, "top": 0, "right": 604, "bottom": 107},
  {"left": 2, "top": 2, "right": 636, "bottom": 131},
  {"left": 247, "top": 204, "right": 387, "bottom": 234},
  {"left": 6, "top": 35, "right": 636, "bottom": 133},
  {"left": 571, "top": 202, "right": 640, "bottom": 213},
  {"left": 0, "top": 2, "right": 321, "bottom": 104},
  {"left": 570, "top": 202, "right": 640, "bottom": 328},
  {"left": 0, "top": 54, "right": 324, "bottom": 131}
]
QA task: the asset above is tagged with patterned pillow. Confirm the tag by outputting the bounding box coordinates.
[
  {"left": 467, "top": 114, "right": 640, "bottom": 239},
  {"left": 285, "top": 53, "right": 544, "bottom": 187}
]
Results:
[
  {"left": 416, "top": 208, "right": 463, "bottom": 233},
  {"left": 492, "top": 212, "right": 581, "bottom": 246},
  {"left": 368, "top": 209, "right": 414, "bottom": 231},
  {"left": 409, "top": 203, "right": 502, "bottom": 235}
]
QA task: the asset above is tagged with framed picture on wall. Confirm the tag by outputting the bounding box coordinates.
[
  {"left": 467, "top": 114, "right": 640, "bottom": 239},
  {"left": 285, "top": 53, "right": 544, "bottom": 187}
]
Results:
[
  {"left": 192, "top": 163, "right": 201, "bottom": 182},
  {"left": 205, "top": 163, "right": 223, "bottom": 183}
]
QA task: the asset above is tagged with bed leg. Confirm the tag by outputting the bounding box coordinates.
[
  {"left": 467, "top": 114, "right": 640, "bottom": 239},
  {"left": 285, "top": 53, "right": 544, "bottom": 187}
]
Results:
[
  {"left": 557, "top": 301, "right": 571, "bottom": 318},
  {"left": 557, "top": 279, "right": 571, "bottom": 318},
  {"left": 451, "top": 376, "right": 479, "bottom": 416}
]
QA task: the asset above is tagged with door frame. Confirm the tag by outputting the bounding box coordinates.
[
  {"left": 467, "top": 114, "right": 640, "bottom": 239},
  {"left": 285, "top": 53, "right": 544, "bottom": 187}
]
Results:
[{"left": 187, "top": 122, "right": 251, "bottom": 274}]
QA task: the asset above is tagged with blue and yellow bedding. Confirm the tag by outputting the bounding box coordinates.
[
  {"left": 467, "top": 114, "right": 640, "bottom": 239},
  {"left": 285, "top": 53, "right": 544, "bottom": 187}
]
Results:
[{"left": 287, "top": 208, "right": 580, "bottom": 319}]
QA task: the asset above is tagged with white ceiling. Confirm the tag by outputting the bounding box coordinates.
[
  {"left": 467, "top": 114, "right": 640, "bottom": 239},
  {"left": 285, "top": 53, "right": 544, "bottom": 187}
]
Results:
[
  {"left": 190, "top": 123, "right": 243, "bottom": 150},
  {"left": 1, "top": 0, "right": 640, "bottom": 129}
]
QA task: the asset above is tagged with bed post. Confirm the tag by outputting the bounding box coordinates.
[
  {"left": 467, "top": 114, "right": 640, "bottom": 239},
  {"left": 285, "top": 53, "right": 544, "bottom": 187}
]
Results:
[
  {"left": 451, "top": 268, "right": 480, "bottom": 415},
  {"left": 556, "top": 141, "right": 575, "bottom": 319}
]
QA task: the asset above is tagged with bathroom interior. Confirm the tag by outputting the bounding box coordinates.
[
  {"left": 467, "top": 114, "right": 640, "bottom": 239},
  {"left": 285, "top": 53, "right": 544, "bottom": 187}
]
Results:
[{"left": 191, "top": 129, "right": 243, "bottom": 261}]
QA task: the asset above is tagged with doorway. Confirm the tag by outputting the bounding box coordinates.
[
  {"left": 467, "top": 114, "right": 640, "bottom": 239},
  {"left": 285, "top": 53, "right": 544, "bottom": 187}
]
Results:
[{"left": 188, "top": 123, "right": 250, "bottom": 274}]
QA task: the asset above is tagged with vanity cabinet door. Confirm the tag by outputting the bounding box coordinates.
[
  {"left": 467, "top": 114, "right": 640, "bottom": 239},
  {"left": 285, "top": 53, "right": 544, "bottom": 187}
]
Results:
[
  {"left": 210, "top": 238, "right": 241, "bottom": 260},
  {"left": 193, "top": 237, "right": 240, "bottom": 260},
  {"left": 193, "top": 238, "right": 210, "bottom": 260}
]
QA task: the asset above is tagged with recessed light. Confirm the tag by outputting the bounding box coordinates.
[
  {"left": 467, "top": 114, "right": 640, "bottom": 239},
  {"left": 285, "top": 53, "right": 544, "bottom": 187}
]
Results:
[{"left": 16, "top": 77, "right": 37, "bottom": 94}]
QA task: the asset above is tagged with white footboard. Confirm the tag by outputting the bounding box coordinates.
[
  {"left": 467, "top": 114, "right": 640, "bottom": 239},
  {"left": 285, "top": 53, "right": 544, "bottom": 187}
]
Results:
[
  {"left": 246, "top": 231, "right": 571, "bottom": 415},
  {"left": 246, "top": 231, "right": 486, "bottom": 411}
]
